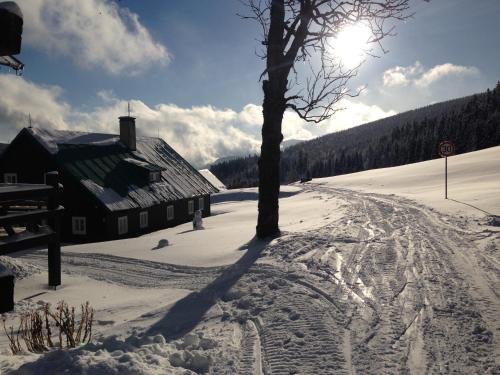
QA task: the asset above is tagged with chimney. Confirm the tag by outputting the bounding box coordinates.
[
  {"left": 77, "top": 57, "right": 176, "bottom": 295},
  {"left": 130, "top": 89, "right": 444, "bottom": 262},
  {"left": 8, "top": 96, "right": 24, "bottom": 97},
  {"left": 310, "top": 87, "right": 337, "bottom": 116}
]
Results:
[{"left": 119, "top": 116, "right": 136, "bottom": 150}]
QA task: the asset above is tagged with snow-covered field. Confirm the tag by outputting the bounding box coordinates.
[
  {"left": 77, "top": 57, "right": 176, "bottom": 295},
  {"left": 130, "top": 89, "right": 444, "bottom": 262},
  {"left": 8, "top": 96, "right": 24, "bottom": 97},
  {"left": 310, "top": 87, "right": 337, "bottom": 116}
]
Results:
[{"left": 1, "top": 146, "right": 499, "bottom": 374}]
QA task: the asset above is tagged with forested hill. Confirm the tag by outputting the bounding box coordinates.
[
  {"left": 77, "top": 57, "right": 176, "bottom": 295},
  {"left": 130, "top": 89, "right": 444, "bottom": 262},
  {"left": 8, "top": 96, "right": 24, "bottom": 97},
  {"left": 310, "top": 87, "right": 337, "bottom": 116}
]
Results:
[{"left": 210, "top": 82, "right": 500, "bottom": 188}]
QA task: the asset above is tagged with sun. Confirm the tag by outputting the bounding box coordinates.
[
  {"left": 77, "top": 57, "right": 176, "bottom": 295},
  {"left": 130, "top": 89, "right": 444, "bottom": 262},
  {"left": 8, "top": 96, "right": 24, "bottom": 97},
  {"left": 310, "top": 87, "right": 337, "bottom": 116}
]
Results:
[{"left": 330, "top": 23, "right": 372, "bottom": 69}]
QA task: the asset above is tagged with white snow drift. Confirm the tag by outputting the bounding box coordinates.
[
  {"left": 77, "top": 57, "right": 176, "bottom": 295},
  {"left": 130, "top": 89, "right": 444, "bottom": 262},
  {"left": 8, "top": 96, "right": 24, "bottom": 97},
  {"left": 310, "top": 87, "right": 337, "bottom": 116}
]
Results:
[{"left": 1, "top": 146, "right": 499, "bottom": 374}]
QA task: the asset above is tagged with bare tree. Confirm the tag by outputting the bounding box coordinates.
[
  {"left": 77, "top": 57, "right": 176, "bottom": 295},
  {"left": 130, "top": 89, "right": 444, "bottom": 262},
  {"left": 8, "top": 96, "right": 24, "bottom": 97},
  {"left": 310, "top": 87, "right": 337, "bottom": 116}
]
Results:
[{"left": 243, "top": 0, "right": 413, "bottom": 238}]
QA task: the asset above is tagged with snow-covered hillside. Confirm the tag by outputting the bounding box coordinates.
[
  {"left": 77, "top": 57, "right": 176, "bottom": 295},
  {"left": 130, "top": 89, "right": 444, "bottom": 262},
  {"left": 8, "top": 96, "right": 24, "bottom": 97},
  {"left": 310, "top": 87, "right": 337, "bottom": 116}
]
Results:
[{"left": 1, "top": 147, "right": 499, "bottom": 374}]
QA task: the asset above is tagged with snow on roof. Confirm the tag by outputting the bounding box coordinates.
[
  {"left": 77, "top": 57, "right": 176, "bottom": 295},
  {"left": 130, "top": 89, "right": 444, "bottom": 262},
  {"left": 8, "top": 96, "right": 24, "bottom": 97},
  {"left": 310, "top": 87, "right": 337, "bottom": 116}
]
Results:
[
  {"left": 198, "top": 169, "right": 226, "bottom": 190},
  {"left": 25, "top": 127, "right": 218, "bottom": 211},
  {"left": 123, "top": 157, "right": 162, "bottom": 171},
  {"left": 29, "top": 127, "right": 118, "bottom": 154},
  {"left": 81, "top": 179, "right": 137, "bottom": 211}
]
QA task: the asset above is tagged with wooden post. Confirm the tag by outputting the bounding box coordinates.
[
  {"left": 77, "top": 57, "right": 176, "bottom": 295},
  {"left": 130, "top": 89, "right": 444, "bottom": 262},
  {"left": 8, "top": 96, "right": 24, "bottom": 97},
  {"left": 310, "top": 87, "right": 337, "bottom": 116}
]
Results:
[
  {"left": 445, "top": 156, "right": 448, "bottom": 199},
  {"left": 46, "top": 171, "right": 61, "bottom": 288},
  {"left": 0, "top": 271, "right": 14, "bottom": 313}
]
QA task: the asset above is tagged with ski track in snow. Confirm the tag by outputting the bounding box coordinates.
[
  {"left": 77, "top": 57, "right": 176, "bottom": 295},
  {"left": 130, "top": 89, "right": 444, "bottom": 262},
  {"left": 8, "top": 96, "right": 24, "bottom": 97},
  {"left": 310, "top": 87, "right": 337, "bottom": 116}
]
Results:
[
  {"left": 22, "top": 252, "right": 224, "bottom": 290},
  {"left": 18, "top": 185, "right": 500, "bottom": 374}
]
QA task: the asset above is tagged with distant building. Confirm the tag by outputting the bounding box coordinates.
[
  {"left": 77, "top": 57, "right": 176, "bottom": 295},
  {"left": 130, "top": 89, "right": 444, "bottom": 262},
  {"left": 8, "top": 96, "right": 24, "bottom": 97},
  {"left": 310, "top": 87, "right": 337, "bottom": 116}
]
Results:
[
  {"left": 0, "top": 117, "right": 218, "bottom": 242},
  {"left": 198, "top": 169, "right": 226, "bottom": 191}
]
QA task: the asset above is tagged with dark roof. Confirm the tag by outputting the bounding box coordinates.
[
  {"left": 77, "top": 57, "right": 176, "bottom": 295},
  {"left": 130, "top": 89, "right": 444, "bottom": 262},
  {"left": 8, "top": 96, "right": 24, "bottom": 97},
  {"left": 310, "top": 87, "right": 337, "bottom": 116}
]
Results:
[{"left": 25, "top": 127, "right": 218, "bottom": 211}]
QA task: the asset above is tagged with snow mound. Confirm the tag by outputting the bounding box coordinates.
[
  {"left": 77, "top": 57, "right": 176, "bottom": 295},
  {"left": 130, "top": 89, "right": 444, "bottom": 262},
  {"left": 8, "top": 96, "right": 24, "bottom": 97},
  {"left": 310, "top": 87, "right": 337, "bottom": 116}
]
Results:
[
  {"left": 0, "top": 256, "right": 40, "bottom": 280},
  {"left": 9, "top": 332, "right": 216, "bottom": 375}
]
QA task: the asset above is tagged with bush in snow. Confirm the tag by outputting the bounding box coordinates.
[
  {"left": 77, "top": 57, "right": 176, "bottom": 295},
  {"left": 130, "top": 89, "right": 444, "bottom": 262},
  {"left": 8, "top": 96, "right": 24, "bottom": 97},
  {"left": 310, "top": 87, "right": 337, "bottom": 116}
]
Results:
[{"left": 2, "top": 300, "right": 94, "bottom": 354}]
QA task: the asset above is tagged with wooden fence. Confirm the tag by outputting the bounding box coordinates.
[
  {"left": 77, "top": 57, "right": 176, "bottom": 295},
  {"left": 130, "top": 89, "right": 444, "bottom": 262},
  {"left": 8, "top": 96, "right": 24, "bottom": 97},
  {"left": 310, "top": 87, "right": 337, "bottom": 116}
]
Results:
[{"left": 0, "top": 171, "right": 63, "bottom": 287}]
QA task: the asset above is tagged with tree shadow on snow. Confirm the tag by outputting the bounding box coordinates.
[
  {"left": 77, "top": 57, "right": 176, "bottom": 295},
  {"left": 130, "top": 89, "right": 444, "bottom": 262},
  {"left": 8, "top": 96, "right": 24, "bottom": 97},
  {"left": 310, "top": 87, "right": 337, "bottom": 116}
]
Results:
[
  {"left": 448, "top": 198, "right": 495, "bottom": 216},
  {"left": 211, "top": 189, "right": 300, "bottom": 204},
  {"left": 145, "top": 236, "right": 272, "bottom": 340}
]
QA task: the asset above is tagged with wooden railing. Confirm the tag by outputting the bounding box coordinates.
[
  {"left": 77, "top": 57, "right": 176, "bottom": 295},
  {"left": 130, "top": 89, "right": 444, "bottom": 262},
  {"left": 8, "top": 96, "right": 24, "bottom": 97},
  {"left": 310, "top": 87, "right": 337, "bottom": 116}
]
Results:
[{"left": 0, "top": 171, "right": 63, "bottom": 288}]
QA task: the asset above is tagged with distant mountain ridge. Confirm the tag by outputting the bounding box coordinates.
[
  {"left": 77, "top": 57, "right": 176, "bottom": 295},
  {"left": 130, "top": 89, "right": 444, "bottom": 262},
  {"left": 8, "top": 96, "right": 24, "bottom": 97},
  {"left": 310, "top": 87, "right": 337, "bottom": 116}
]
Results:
[
  {"left": 209, "top": 139, "right": 304, "bottom": 168},
  {"left": 281, "top": 139, "right": 304, "bottom": 149},
  {"left": 211, "top": 83, "right": 500, "bottom": 188},
  {"left": 210, "top": 155, "right": 243, "bottom": 166}
]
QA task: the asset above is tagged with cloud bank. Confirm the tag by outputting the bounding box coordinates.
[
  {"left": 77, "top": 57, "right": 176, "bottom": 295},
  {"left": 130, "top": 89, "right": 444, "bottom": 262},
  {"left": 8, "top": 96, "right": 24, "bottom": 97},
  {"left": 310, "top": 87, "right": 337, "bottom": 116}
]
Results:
[
  {"left": 416, "top": 63, "right": 480, "bottom": 87},
  {"left": 0, "top": 75, "right": 395, "bottom": 167},
  {"left": 17, "top": 0, "right": 169, "bottom": 74},
  {"left": 383, "top": 61, "right": 479, "bottom": 88}
]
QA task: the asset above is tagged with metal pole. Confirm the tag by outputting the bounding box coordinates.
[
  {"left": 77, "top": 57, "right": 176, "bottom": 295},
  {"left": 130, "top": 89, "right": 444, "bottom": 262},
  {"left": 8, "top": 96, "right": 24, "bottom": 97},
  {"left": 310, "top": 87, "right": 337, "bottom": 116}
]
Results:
[{"left": 445, "top": 156, "right": 448, "bottom": 199}]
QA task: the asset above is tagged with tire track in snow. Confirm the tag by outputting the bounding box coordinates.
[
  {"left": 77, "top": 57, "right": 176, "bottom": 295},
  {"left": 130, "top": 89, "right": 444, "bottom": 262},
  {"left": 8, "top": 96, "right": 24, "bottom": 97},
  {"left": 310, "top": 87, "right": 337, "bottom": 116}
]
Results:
[
  {"left": 255, "top": 184, "right": 499, "bottom": 374},
  {"left": 238, "top": 319, "right": 263, "bottom": 375},
  {"left": 257, "top": 281, "right": 347, "bottom": 375},
  {"left": 21, "top": 251, "right": 223, "bottom": 290},
  {"left": 305, "top": 186, "right": 499, "bottom": 374}
]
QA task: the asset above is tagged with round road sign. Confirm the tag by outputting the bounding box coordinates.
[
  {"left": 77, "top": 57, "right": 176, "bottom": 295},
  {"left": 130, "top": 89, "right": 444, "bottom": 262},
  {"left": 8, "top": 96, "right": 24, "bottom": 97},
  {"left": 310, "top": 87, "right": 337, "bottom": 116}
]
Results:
[{"left": 439, "top": 141, "right": 455, "bottom": 157}]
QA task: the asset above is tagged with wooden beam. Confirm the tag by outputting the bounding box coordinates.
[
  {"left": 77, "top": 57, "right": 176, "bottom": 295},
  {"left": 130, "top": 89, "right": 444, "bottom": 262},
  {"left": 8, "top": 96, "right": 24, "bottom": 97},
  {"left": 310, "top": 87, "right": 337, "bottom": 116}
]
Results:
[
  {"left": 0, "top": 230, "right": 56, "bottom": 255},
  {"left": 0, "top": 206, "right": 64, "bottom": 226},
  {"left": 0, "top": 184, "right": 54, "bottom": 201}
]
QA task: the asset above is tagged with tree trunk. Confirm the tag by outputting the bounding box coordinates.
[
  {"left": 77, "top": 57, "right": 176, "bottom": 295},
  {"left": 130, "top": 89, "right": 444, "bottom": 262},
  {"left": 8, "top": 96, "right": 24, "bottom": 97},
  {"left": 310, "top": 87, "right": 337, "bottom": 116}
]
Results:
[
  {"left": 256, "top": 0, "right": 289, "bottom": 238},
  {"left": 256, "top": 78, "right": 287, "bottom": 238}
]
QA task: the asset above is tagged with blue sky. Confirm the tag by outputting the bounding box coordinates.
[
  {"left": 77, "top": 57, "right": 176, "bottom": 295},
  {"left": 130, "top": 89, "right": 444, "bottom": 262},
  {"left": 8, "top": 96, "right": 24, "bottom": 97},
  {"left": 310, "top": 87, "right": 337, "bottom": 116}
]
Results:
[{"left": 1, "top": 0, "right": 499, "bottom": 167}]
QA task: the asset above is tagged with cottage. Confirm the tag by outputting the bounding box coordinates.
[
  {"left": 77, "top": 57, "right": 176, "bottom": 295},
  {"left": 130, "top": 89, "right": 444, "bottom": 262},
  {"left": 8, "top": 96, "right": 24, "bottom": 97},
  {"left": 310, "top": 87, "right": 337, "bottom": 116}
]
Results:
[{"left": 0, "top": 116, "right": 218, "bottom": 242}]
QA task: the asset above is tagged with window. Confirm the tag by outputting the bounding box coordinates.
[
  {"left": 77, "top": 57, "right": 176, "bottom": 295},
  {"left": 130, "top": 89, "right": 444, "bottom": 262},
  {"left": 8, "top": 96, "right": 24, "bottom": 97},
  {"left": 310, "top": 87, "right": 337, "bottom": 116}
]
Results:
[
  {"left": 167, "top": 205, "right": 174, "bottom": 221},
  {"left": 4, "top": 173, "right": 17, "bottom": 184},
  {"left": 188, "top": 200, "right": 194, "bottom": 215},
  {"left": 198, "top": 197, "right": 204, "bottom": 211},
  {"left": 72, "top": 217, "right": 86, "bottom": 235},
  {"left": 118, "top": 216, "right": 128, "bottom": 235},
  {"left": 139, "top": 211, "right": 148, "bottom": 229},
  {"left": 149, "top": 171, "right": 161, "bottom": 183}
]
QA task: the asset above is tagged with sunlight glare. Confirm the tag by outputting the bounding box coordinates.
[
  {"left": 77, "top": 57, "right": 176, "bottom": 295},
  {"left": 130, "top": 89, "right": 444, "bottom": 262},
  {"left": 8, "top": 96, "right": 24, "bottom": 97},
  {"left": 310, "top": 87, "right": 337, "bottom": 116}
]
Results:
[{"left": 330, "top": 23, "right": 372, "bottom": 69}]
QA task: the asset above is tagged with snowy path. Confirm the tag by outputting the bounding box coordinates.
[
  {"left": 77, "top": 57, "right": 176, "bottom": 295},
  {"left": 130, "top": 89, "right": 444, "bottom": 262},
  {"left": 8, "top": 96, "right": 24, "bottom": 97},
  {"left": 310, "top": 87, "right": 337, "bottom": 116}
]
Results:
[
  {"left": 251, "top": 185, "right": 499, "bottom": 374},
  {"left": 227, "top": 185, "right": 499, "bottom": 374},
  {"left": 22, "top": 252, "right": 223, "bottom": 290},
  {"left": 17, "top": 185, "right": 499, "bottom": 374}
]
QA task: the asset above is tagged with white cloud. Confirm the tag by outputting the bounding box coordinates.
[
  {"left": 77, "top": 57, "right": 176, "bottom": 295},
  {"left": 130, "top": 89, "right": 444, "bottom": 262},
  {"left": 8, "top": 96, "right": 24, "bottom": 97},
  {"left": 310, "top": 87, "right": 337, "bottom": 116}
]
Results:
[
  {"left": 383, "top": 61, "right": 424, "bottom": 87},
  {"left": 383, "top": 61, "right": 479, "bottom": 88},
  {"left": 415, "top": 63, "right": 480, "bottom": 87},
  {"left": 383, "top": 70, "right": 409, "bottom": 87},
  {"left": 235, "top": 104, "right": 316, "bottom": 141},
  {"left": 0, "top": 75, "right": 260, "bottom": 167},
  {"left": 230, "top": 100, "right": 395, "bottom": 141},
  {"left": 17, "top": 0, "right": 169, "bottom": 74},
  {"left": 322, "top": 99, "right": 397, "bottom": 133},
  {"left": 0, "top": 75, "right": 396, "bottom": 167},
  {"left": 96, "top": 89, "right": 118, "bottom": 103},
  {"left": 0, "top": 74, "right": 70, "bottom": 138}
]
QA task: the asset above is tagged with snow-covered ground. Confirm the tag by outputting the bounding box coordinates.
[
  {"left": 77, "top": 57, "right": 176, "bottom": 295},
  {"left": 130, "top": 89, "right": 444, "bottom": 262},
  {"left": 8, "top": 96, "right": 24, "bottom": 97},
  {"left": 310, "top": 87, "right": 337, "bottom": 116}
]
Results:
[{"left": 1, "top": 147, "right": 499, "bottom": 374}]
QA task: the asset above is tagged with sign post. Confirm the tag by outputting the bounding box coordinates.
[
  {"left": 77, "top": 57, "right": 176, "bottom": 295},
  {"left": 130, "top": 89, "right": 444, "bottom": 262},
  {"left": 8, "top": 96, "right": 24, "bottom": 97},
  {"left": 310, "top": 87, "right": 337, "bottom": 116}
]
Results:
[{"left": 438, "top": 141, "right": 455, "bottom": 199}]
